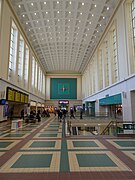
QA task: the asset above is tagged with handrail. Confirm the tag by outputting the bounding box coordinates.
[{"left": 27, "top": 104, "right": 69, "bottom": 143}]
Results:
[{"left": 100, "top": 121, "right": 115, "bottom": 135}]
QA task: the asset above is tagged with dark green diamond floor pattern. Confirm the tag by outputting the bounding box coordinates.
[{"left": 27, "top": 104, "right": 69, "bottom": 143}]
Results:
[
  {"left": 0, "top": 142, "right": 13, "bottom": 148},
  {"left": 30, "top": 141, "right": 55, "bottom": 148},
  {"left": 114, "top": 140, "right": 135, "bottom": 147},
  {"left": 76, "top": 154, "right": 117, "bottom": 167},
  {"left": 73, "top": 141, "right": 98, "bottom": 147},
  {"left": 4, "top": 134, "right": 25, "bottom": 137},
  {"left": 39, "top": 134, "right": 57, "bottom": 137},
  {"left": 11, "top": 154, "right": 52, "bottom": 168}
]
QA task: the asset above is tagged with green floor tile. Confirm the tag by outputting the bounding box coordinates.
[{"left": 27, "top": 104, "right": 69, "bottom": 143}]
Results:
[
  {"left": 4, "top": 134, "right": 26, "bottom": 137},
  {"left": 73, "top": 141, "right": 98, "bottom": 147},
  {"left": 39, "top": 134, "right": 57, "bottom": 137},
  {"left": 114, "top": 140, "right": 135, "bottom": 147},
  {"left": 76, "top": 154, "right": 117, "bottom": 167},
  {"left": 11, "top": 154, "right": 52, "bottom": 168},
  {"left": 30, "top": 141, "right": 55, "bottom": 148},
  {"left": 0, "top": 142, "right": 13, "bottom": 148}
]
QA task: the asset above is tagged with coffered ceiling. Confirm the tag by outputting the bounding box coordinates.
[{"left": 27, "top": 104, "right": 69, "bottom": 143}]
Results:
[{"left": 9, "top": 0, "right": 121, "bottom": 74}]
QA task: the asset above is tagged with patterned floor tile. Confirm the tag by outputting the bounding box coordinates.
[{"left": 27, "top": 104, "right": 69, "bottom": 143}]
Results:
[
  {"left": 0, "top": 151, "right": 60, "bottom": 172},
  {"left": 123, "top": 151, "right": 135, "bottom": 161},
  {"left": 0, "top": 133, "right": 29, "bottom": 139},
  {"left": 107, "top": 139, "right": 135, "bottom": 149},
  {"left": 68, "top": 151, "right": 131, "bottom": 172},
  {"left": 0, "top": 140, "right": 21, "bottom": 150},
  {"left": 67, "top": 140, "right": 107, "bottom": 150},
  {"left": 21, "top": 140, "right": 61, "bottom": 150},
  {"left": 34, "top": 132, "right": 62, "bottom": 138}
]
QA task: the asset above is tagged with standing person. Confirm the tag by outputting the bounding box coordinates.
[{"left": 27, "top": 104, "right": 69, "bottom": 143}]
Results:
[
  {"left": 37, "top": 110, "right": 41, "bottom": 122},
  {"left": 21, "top": 109, "right": 24, "bottom": 119},
  {"left": 80, "top": 108, "right": 83, "bottom": 119},
  {"left": 59, "top": 110, "right": 63, "bottom": 122},
  {"left": 70, "top": 108, "right": 75, "bottom": 119}
]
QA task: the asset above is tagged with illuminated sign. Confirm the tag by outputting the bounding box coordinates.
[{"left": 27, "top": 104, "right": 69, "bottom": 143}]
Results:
[
  {"left": 6, "top": 87, "right": 29, "bottom": 103},
  {"left": 58, "top": 100, "right": 69, "bottom": 104}
]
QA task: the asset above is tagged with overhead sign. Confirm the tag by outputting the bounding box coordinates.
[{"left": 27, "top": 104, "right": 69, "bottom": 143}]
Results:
[{"left": 6, "top": 87, "right": 29, "bottom": 103}]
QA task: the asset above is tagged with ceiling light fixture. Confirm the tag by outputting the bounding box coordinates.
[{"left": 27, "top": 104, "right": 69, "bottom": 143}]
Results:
[
  {"left": 37, "top": 20, "right": 38, "bottom": 23},
  {"left": 103, "top": 16, "right": 105, "bottom": 19},
  {"left": 31, "top": 3, "right": 34, "bottom": 6},
  {"left": 94, "top": 4, "right": 97, "bottom": 7},
  {"left": 22, "top": 14, "right": 25, "bottom": 17},
  {"left": 80, "top": 12, "right": 82, "bottom": 15},
  {"left": 34, "top": 12, "right": 37, "bottom": 15},
  {"left": 26, "top": 22, "right": 28, "bottom": 24},
  {"left": 107, "top": 7, "right": 109, "bottom": 10},
  {"left": 57, "top": 11, "right": 59, "bottom": 13},
  {"left": 46, "top": 12, "right": 48, "bottom": 14},
  {"left": 92, "top": 14, "right": 94, "bottom": 17},
  {"left": 82, "top": 3, "right": 84, "bottom": 5},
  {"left": 57, "top": 1, "right": 59, "bottom": 4},
  {"left": 18, "top": 5, "right": 21, "bottom": 8},
  {"left": 44, "top": 2, "right": 46, "bottom": 4}
]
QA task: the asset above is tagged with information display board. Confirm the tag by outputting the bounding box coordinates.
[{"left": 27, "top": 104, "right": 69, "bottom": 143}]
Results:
[{"left": 6, "top": 87, "right": 29, "bottom": 103}]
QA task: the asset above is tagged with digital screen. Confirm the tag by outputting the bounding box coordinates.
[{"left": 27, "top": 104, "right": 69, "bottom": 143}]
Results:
[
  {"left": 0, "top": 99, "right": 6, "bottom": 105},
  {"left": 15, "top": 91, "right": 21, "bottom": 102},
  {"left": 6, "top": 88, "right": 15, "bottom": 101},
  {"left": 6, "top": 87, "right": 29, "bottom": 103},
  {"left": 25, "top": 95, "right": 28, "bottom": 103},
  {"left": 21, "top": 94, "right": 25, "bottom": 103}
]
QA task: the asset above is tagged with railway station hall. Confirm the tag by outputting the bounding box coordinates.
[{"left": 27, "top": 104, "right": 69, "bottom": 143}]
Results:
[{"left": 1, "top": 0, "right": 135, "bottom": 179}]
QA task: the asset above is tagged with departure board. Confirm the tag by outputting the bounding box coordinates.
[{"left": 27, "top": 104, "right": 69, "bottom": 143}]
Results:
[
  {"left": 6, "top": 87, "right": 29, "bottom": 103},
  {"left": 15, "top": 91, "right": 21, "bottom": 102},
  {"left": 21, "top": 93, "right": 25, "bottom": 103},
  {"left": 6, "top": 88, "right": 15, "bottom": 101}
]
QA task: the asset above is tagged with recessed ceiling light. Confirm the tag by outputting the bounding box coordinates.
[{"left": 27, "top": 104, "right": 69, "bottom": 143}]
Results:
[
  {"left": 47, "top": 19, "right": 49, "bottom": 22},
  {"left": 26, "top": 22, "right": 28, "bottom": 24},
  {"left": 103, "top": 16, "right": 105, "bottom": 19},
  {"left": 86, "top": 34, "right": 87, "bottom": 36},
  {"left": 29, "top": 29, "right": 30, "bottom": 31},
  {"left": 34, "top": 12, "right": 37, "bottom": 15},
  {"left": 31, "top": 3, "right": 34, "bottom": 6},
  {"left": 79, "top": 20, "right": 81, "bottom": 23},
  {"left": 69, "top": 19, "right": 70, "bottom": 21},
  {"left": 88, "top": 28, "right": 89, "bottom": 30},
  {"left": 69, "top": 11, "right": 71, "bottom": 14},
  {"left": 39, "top": 27, "right": 40, "bottom": 29},
  {"left": 97, "top": 30, "right": 99, "bottom": 32},
  {"left": 58, "top": 19, "right": 60, "bottom": 21},
  {"left": 89, "top": 22, "right": 91, "bottom": 24},
  {"left": 100, "top": 24, "right": 102, "bottom": 26},
  {"left": 82, "top": 3, "right": 84, "bottom": 5},
  {"left": 94, "top": 4, "right": 97, "bottom": 7},
  {"left": 22, "top": 14, "right": 25, "bottom": 17},
  {"left": 80, "top": 12, "right": 82, "bottom": 15},
  {"left": 48, "top": 26, "right": 50, "bottom": 28},
  {"left": 92, "top": 14, "right": 94, "bottom": 17},
  {"left": 44, "top": 2, "right": 46, "bottom": 4},
  {"left": 107, "top": 7, "right": 109, "bottom": 10},
  {"left": 57, "top": 11, "right": 59, "bottom": 13},
  {"left": 46, "top": 12, "right": 48, "bottom": 14},
  {"left": 42, "top": 38, "right": 44, "bottom": 40},
  {"left": 18, "top": 5, "right": 21, "bottom": 8},
  {"left": 57, "top": 1, "right": 59, "bottom": 4},
  {"left": 78, "top": 27, "right": 79, "bottom": 29},
  {"left": 69, "top": 1, "right": 72, "bottom": 4},
  {"left": 37, "top": 20, "right": 38, "bottom": 23}
]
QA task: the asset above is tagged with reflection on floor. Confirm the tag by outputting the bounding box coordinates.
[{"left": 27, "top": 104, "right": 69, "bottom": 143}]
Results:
[{"left": 0, "top": 116, "right": 135, "bottom": 179}]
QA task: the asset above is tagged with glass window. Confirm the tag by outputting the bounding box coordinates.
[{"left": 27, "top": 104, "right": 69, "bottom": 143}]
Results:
[
  {"left": 132, "top": 0, "right": 135, "bottom": 45},
  {"left": 18, "top": 35, "right": 24, "bottom": 82},
  {"left": 8, "top": 21, "right": 18, "bottom": 80},
  {"left": 24, "top": 45, "right": 29, "bottom": 85},
  {"left": 35, "top": 61, "right": 38, "bottom": 89},
  {"left": 31, "top": 57, "right": 35, "bottom": 87}
]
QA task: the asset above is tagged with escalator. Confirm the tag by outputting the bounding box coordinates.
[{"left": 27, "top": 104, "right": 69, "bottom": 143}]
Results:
[{"left": 72, "top": 127, "right": 78, "bottom": 135}]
